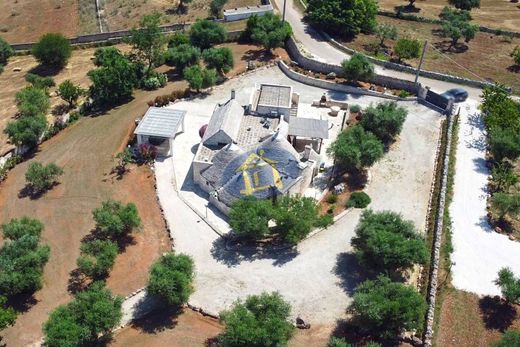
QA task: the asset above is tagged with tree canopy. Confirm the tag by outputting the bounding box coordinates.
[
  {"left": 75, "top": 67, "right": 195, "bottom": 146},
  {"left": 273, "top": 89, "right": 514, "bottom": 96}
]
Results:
[
  {"left": 375, "top": 23, "right": 397, "bottom": 48},
  {"left": 273, "top": 195, "right": 321, "bottom": 244},
  {"left": 166, "top": 43, "right": 201, "bottom": 71},
  {"left": 342, "top": 53, "right": 374, "bottom": 82},
  {"left": 229, "top": 196, "right": 273, "bottom": 239},
  {"left": 448, "top": 0, "right": 480, "bottom": 11},
  {"left": 440, "top": 7, "right": 479, "bottom": 46},
  {"left": 77, "top": 240, "right": 119, "bottom": 279},
  {"left": 183, "top": 65, "right": 217, "bottom": 92},
  {"left": 495, "top": 267, "right": 520, "bottom": 303},
  {"left": 361, "top": 101, "right": 407, "bottom": 143},
  {"left": 93, "top": 47, "right": 126, "bottom": 67},
  {"left": 43, "top": 282, "right": 122, "bottom": 346},
  {"left": 189, "top": 19, "right": 227, "bottom": 50},
  {"left": 306, "top": 0, "right": 378, "bottom": 37},
  {"left": 0, "top": 37, "right": 13, "bottom": 65},
  {"left": 32, "top": 33, "right": 72, "bottom": 68},
  {"left": 394, "top": 38, "right": 421, "bottom": 63},
  {"left": 202, "top": 47, "right": 234, "bottom": 75},
  {"left": 147, "top": 253, "right": 194, "bottom": 306},
  {"left": 245, "top": 13, "right": 292, "bottom": 51},
  {"left": 493, "top": 329, "right": 520, "bottom": 347},
  {"left": 209, "top": 0, "right": 228, "bottom": 18},
  {"left": 350, "top": 276, "right": 427, "bottom": 338},
  {"left": 0, "top": 296, "right": 16, "bottom": 331},
  {"left": 15, "top": 86, "right": 50, "bottom": 118},
  {"left": 58, "top": 80, "right": 84, "bottom": 108},
  {"left": 0, "top": 219, "right": 50, "bottom": 296},
  {"left": 352, "top": 210, "right": 428, "bottom": 274},
  {"left": 92, "top": 200, "right": 141, "bottom": 239},
  {"left": 25, "top": 162, "right": 64, "bottom": 194},
  {"left": 4, "top": 115, "right": 47, "bottom": 147},
  {"left": 219, "top": 292, "right": 294, "bottom": 347},
  {"left": 128, "top": 13, "right": 166, "bottom": 70},
  {"left": 327, "top": 125, "right": 384, "bottom": 172}
]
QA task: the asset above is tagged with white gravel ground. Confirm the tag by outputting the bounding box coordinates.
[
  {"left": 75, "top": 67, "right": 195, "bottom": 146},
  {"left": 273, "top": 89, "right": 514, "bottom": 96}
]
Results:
[{"left": 450, "top": 101, "right": 520, "bottom": 296}]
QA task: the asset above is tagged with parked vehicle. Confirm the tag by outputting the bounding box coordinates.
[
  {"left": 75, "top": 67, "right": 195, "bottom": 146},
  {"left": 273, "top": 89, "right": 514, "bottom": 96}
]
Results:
[{"left": 441, "top": 88, "right": 469, "bottom": 102}]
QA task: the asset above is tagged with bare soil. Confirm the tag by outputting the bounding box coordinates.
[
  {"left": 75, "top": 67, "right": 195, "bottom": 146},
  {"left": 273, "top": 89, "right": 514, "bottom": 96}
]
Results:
[
  {"left": 377, "top": 0, "right": 520, "bottom": 32},
  {"left": 339, "top": 15, "right": 520, "bottom": 93},
  {"left": 436, "top": 288, "right": 520, "bottom": 347}
]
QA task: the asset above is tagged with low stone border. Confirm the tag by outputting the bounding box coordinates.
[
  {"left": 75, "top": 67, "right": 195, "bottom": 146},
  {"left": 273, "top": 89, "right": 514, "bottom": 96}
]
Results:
[{"left": 423, "top": 112, "right": 455, "bottom": 347}]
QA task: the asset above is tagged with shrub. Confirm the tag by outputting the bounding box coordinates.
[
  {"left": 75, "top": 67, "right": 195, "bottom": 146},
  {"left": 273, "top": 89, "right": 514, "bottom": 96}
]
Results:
[
  {"left": 147, "top": 253, "right": 194, "bottom": 306},
  {"left": 142, "top": 71, "right": 167, "bottom": 90},
  {"left": 394, "top": 38, "right": 421, "bottom": 63},
  {"left": 341, "top": 53, "right": 374, "bottom": 82},
  {"left": 137, "top": 143, "right": 158, "bottom": 162},
  {"left": 183, "top": 65, "right": 217, "bottom": 92},
  {"left": 189, "top": 19, "right": 227, "bottom": 50},
  {"left": 360, "top": 101, "right": 408, "bottom": 143},
  {"left": 4, "top": 115, "right": 47, "bottom": 147},
  {"left": 25, "top": 162, "right": 64, "bottom": 193},
  {"left": 15, "top": 85, "right": 50, "bottom": 118},
  {"left": 128, "top": 13, "right": 166, "bottom": 70},
  {"left": 495, "top": 267, "right": 520, "bottom": 303},
  {"left": 346, "top": 192, "right": 371, "bottom": 208},
  {"left": 25, "top": 73, "right": 55, "bottom": 89},
  {"left": 209, "top": 0, "right": 228, "bottom": 18},
  {"left": 0, "top": 296, "right": 16, "bottom": 330},
  {"left": 327, "top": 125, "right": 384, "bottom": 172},
  {"left": 57, "top": 80, "right": 84, "bottom": 108},
  {"left": 92, "top": 200, "right": 141, "bottom": 239},
  {"left": 306, "top": 0, "right": 378, "bottom": 37},
  {"left": 327, "top": 193, "right": 338, "bottom": 204},
  {"left": 168, "top": 32, "right": 190, "bottom": 47},
  {"left": 77, "top": 240, "right": 119, "bottom": 279},
  {"left": 43, "top": 282, "right": 122, "bottom": 346},
  {"left": 494, "top": 329, "right": 520, "bottom": 347},
  {"left": 512, "top": 45, "right": 520, "bottom": 66},
  {"left": 314, "top": 213, "right": 334, "bottom": 228},
  {"left": 398, "top": 90, "right": 411, "bottom": 98},
  {"left": 0, "top": 37, "right": 13, "bottom": 65},
  {"left": 492, "top": 192, "right": 520, "bottom": 221},
  {"left": 0, "top": 224, "right": 50, "bottom": 296},
  {"left": 93, "top": 47, "right": 125, "bottom": 67},
  {"left": 219, "top": 292, "right": 294, "bottom": 347},
  {"left": 2, "top": 217, "right": 43, "bottom": 240},
  {"left": 229, "top": 196, "right": 273, "bottom": 238},
  {"left": 165, "top": 43, "right": 200, "bottom": 71},
  {"left": 350, "top": 276, "right": 427, "bottom": 338},
  {"left": 375, "top": 23, "right": 398, "bottom": 48},
  {"left": 32, "top": 33, "right": 72, "bottom": 68},
  {"left": 352, "top": 209, "right": 428, "bottom": 273},
  {"left": 202, "top": 47, "right": 234, "bottom": 75},
  {"left": 245, "top": 13, "right": 292, "bottom": 51},
  {"left": 349, "top": 104, "right": 361, "bottom": 113},
  {"left": 489, "top": 127, "right": 520, "bottom": 163}
]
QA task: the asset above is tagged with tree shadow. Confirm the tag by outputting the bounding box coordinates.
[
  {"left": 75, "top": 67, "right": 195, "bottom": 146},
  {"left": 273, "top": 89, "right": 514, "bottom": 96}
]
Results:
[
  {"left": 130, "top": 303, "right": 181, "bottom": 334},
  {"left": 18, "top": 182, "right": 60, "bottom": 200},
  {"left": 241, "top": 49, "right": 274, "bottom": 63},
  {"left": 5, "top": 292, "right": 38, "bottom": 313},
  {"left": 332, "top": 252, "right": 366, "bottom": 295},
  {"left": 67, "top": 268, "right": 89, "bottom": 295},
  {"left": 28, "top": 64, "right": 63, "bottom": 77},
  {"left": 394, "top": 4, "right": 421, "bottom": 13},
  {"left": 507, "top": 65, "right": 520, "bottom": 73},
  {"left": 479, "top": 296, "right": 517, "bottom": 332},
  {"left": 433, "top": 40, "right": 469, "bottom": 54},
  {"left": 210, "top": 236, "right": 299, "bottom": 267}
]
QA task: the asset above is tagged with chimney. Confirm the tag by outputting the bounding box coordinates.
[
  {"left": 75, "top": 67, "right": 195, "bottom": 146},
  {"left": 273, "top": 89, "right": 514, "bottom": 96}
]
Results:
[
  {"left": 231, "top": 89, "right": 236, "bottom": 100},
  {"left": 303, "top": 145, "right": 312, "bottom": 161}
]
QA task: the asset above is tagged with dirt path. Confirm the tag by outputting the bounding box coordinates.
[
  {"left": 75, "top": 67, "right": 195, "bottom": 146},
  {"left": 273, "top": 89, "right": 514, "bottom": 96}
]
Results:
[{"left": 0, "top": 83, "right": 185, "bottom": 346}]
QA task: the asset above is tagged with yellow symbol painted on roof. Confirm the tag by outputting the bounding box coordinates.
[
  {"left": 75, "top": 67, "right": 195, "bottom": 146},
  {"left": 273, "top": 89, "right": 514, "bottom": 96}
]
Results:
[{"left": 236, "top": 152, "right": 283, "bottom": 195}]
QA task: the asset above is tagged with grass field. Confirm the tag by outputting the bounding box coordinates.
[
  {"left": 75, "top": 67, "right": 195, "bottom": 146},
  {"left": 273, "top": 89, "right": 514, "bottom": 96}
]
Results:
[
  {"left": 339, "top": 15, "right": 520, "bottom": 93},
  {"left": 377, "top": 0, "right": 520, "bottom": 31}
]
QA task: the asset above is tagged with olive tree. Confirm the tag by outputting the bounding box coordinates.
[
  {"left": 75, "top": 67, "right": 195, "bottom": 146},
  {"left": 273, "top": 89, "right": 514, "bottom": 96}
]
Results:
[
  {"left": 495, "top": 267, "right": 520, "bottom": 304},
  {"left": 183, "top": 65, "right": 217, "bottom": 92},
  {"left": 165, "top": 43, "right": 200, "bottom": 71},
  {"left": 77, "top": 240, "right": 119, "bottom": 279},
  {"left": 202, "top": 47, "right": 234, "bottom": 75},
  {"left": 92, "top": 200, "right": 141, "bottom": 239},
  {"left": 0, "top": 37, "right": 13, "bottom": 65},
  {"left": 25, "top": 162, "right": 64, "bottom": 194},
  {"left": 4, "top": 115, "right": 47, "bottom": 147},
  {"left": 15, "top": 86, "right": 50, "bottom": 118},
  {"left": 375, "top": 23, "right": 397, "bottom": 48},
  {"left": 394, "top": 38, "right": 421, "bottom": 63},
  {"left": 341, "top": 53, "right": 374, "bottom": 82},
  {"left": 360, "top": 101, "right": 408, "bottom": 143},
  {"left": 2, "top": 217, "right": 43, "bottom": 240},
  {"left": 128, "top": 13, "right": 166, "bottom": 71},
  {"left": 189, "top": 19, "right": 227, "bottom": 50},
  {"left": 147, "top": 253, "right": 194, "bottom": 306},
  {"left": 245, "top": 13, "right": 292, "bottom": 52},
  {"left": 229, "top": 197, "right": 273, "bottom": 239},
  {"left": 32, "top": 33, "right": 72, "bottom": 68},
  {"left": 58, "top": 80, "right": 84, "bottom": 108},
  {"left": 440, "top": 7, "right": 479, "bottom": 47}
]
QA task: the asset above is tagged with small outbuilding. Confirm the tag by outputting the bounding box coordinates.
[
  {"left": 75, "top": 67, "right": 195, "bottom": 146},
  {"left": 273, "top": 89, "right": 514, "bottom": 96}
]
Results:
[
  {"left": 134, "top": 107, "right": 186, "bottom": 156},
  {"left": 288, "top": 116, "right": 329, "bottom": 153}
]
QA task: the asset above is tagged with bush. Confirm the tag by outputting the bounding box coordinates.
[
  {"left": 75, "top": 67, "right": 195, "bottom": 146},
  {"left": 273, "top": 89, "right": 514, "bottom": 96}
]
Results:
[
  {"left": 0, "top": 296, "right": 16, "bottom": 330},
  {"left": 58, "top": 80, "right": 84, "bottom": 108},
  {"left": 43, "top": 282, "right": 122, "bottom": 346},
  {"left": 327, "top": 125, "right": 384, "bottom": 172},
  {"left": 440, "top": 7, "right": 479, "bottom": 46},
  {"left": 342, "top": 53, "right": 374, "bottom": 82},
  {"left": 346, "top": 192, "right": 371, "bottom": 208},
  {"left": 327, "top": 193, "right": 338, "bottom": 204},
  {"left": 142, "top": 71, "right": 167, "bottom": 90},
  {"left": 512, "top": 45, "right": 520, "bottom": 66},
  {"left": 189, "top": 19, "right": 227, "bottom": 49},
  {"left": 25, "top": 162, "right": 64, "bottom": 193},
  {"left": 92, "top": 200, "right": 141, "bottom": 239},
  {"left": 25, "top": 73, "right": 55, "bottom": 89},
  {"left": 183, "top": 65, "right": 217, "bottom": 92},
  {"left": 0, "top": 37, "right": 13, "bottom": 65},
  {"left": 398, "top": 90, "right": 411, "bottom": 98},
  {"left": 209, "top": 0, "right": 228, "bottom": 18},
  {"left": 168, "top": 32, "right": 190, "bottom": 47},
  {"left": 0, "top": 222, "right": 50, "bottom": 296},
  {"left": 350, "top": 276, "right": 427, "bottom": 339},
  {"left": 147, "top": 253, "right": 194, "bottom": 306},
  {"left": 4, "top": 115, "right": 47, "bottom": 147},
  {"left": 32, "top": 33, "right": 72, "bottom": 68},
  {"left": 394, "top": 38, "right": 421, "bottom": 63},
  {"left": 495, "top": 267, "right": 520, "bottom": 303},
  {"left": 165, "top": 43, "right": 200, "bottom": 70},
  {"left": 352, "top": 210, "right": 427, "bottom": 274},
  {"left": 202, "top": 47, "right": 234, "bottom": 75},
  {"left": 245, "top": 13, "right": 292, "bottom": 51},
  {"left": 306, "top": 0, "right": 378, "bottom": 37},
  {"left": 77, "top": 240, "right": 119, "bottom": 279},
  {"left": 93, "top": 47, "right": 125, "bottom": 67},
  {"left": 229, "top": 196, "right": 273, "bottom": 238},
  {"left": 137, "top": 143, "right": 158, "bottom": 162},
  {"left": 489, "top": 127, "right": 520, "bottom": 162},
  {"left": 494, "top": 329, "right": 520, "bottom": 347},
  {"left": 314, "top": 213, "right": 334, "bottom": 228},
  {"left": 219, "top": 292, "right": 294, "bottom": 347},
  {"left": 349, "top": 104, "right": 361, "bottom": 113},
  {"left": 15, "top": 85, "right": 50, "bottom": 118},
  {"left": 360, "top": 101, "right": 408, "bottom": 143},
  {"left": 2, "top": 217, "right": 43, "bottom": 240},
  {"left": 482, "top": 85, "right": 520, "bottom": 131}
]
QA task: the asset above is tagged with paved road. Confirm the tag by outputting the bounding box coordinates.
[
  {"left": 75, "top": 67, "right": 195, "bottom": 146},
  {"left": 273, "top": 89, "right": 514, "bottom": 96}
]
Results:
[{"left": 272, "top": 0, "right": 483, "bottom": 100}]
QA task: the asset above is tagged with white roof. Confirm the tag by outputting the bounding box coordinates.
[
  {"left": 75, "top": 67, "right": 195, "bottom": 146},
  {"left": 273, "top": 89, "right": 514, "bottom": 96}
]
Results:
[
  {"left": 288, "top": 116, "right": 329, "bottom": 139},
  {"left": 134, "top": 107, "right": 186, "bottom": 138}
]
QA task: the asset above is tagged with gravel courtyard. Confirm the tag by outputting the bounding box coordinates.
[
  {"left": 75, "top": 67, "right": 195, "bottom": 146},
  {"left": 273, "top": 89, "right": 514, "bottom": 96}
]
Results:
[{"left": 155, "top": 66, "right": 443, "bottom": 324}]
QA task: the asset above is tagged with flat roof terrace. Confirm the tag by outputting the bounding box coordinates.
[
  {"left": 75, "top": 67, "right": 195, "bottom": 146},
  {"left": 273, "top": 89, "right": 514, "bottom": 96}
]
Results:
[{"left": 257, "top": 84, "right": 292, "bottom": 108}]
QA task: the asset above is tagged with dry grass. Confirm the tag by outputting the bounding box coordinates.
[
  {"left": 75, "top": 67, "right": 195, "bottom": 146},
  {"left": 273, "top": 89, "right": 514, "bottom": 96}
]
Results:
[
  {"left": 436, "top": 289, "right": 520, "bottom": 347},
  {"left": 0, "top": 0, "right": 79, "bottom": 43},
  {"left": 377, "top": 0, "right": 520, "bottom": 31},
  {"left": 339, "top": 15, "right": 520, "bottom": 93}
]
